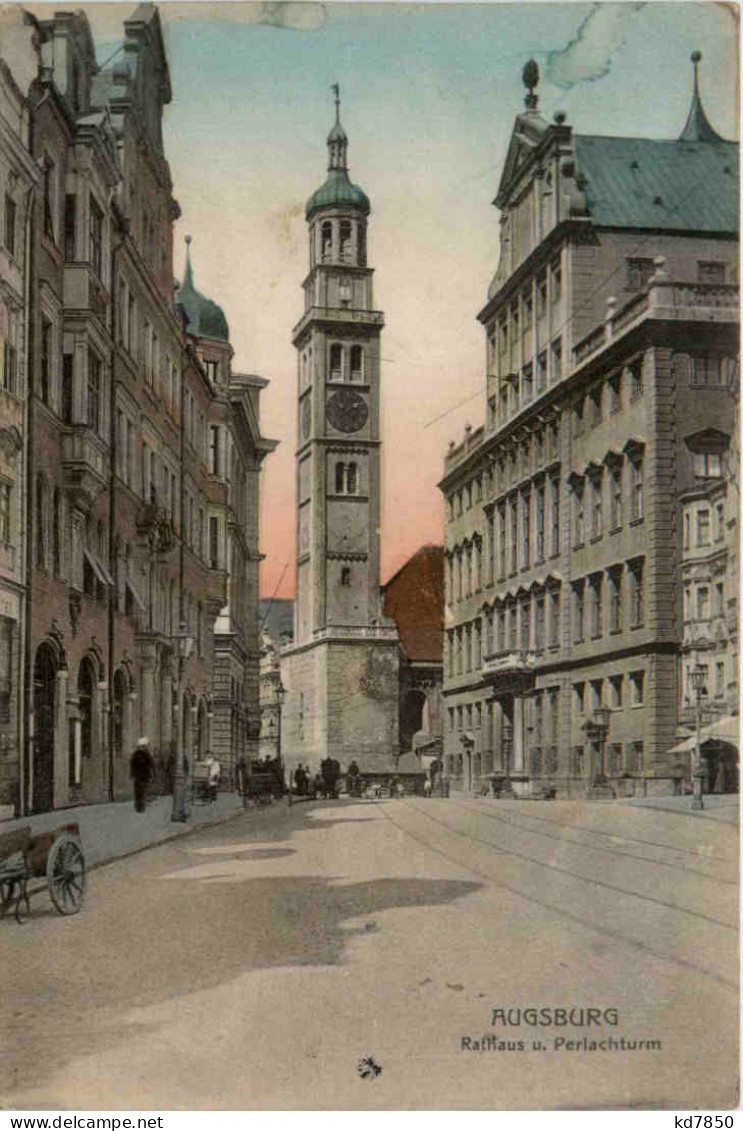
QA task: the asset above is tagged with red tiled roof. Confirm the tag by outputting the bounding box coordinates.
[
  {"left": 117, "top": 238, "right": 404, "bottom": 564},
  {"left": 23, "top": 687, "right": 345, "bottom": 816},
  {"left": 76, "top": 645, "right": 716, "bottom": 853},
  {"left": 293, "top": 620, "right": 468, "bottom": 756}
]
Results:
[{"left": 382, "top": 545, "right": 444, "bottom": 663}]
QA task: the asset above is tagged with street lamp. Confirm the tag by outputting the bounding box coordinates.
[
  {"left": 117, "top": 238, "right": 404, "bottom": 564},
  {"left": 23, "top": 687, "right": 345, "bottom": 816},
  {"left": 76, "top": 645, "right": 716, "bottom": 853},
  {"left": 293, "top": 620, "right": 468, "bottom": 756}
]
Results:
[
  {"left": 590, "top": 706, "right": 611, "bottom": 788},
  {"left": 171, "top": 621, "right": 195, "bottom": 823},
  {"left": 275, "top": 677, "right": 286, "bottom": 794},
  {"left": 690, "top": 665, "right": 706, "bottom": 812}
]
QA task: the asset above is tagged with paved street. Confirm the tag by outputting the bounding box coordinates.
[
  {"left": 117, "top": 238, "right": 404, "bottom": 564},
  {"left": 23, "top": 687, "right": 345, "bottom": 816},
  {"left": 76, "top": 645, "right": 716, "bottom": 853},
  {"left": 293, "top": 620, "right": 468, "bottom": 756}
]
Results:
[{"left": 1, "top": 796, "right": 737, "bottom": 1110}]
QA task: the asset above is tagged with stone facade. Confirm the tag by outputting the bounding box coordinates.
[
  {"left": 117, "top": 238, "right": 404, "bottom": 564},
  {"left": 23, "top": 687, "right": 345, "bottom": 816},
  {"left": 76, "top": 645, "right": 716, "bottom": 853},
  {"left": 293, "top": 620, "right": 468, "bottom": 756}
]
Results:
[
  {"left": 281, "top": 95, "right": 400, "bottom": 781},
  {"left": 3, "top": 4, "right": 274, "bottom": 815},
  {"left": 439, "top": 59, "right": 739, "bottom": 798}
]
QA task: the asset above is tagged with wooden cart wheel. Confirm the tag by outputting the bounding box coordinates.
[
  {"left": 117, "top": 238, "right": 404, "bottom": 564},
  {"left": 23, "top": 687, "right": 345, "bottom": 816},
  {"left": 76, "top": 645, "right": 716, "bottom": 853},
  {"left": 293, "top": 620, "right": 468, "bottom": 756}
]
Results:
[{"left": 46, "top": 833, "right": 86, "bottom": 915}]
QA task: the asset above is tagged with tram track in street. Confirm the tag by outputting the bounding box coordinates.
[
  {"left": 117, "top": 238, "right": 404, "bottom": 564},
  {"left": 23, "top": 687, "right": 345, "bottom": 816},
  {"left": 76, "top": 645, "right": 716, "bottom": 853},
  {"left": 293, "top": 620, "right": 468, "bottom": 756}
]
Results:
[
  {"left": 376, "top": 798, "right": 738, "bottom": 990},
  {"left": 450, "top": 797, "right": 738, "bottom": 886}
]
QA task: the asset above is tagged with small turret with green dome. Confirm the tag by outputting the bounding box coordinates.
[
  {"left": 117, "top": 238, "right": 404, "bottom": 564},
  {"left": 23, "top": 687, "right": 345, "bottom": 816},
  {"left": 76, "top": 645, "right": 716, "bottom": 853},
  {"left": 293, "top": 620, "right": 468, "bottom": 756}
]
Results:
[
  {"left": 176, "top": 236, "right": 230, "bottom": 343},
  {"left": 306, "top": 85, "right": 370, "bottom": 221}
]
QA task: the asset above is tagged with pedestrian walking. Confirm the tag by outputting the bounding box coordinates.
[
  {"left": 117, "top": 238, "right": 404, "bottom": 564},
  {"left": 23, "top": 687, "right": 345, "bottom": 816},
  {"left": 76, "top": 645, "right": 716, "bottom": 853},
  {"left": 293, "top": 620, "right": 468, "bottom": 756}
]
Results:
[{"left": 130, "top": 737, "right": 155, "bottom": 813}]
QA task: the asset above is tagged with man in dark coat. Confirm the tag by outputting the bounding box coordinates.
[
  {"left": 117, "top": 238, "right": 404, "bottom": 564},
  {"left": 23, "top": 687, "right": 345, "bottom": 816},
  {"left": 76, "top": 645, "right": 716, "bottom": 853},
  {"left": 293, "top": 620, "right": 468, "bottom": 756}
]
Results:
[
  {"left": 130, "top": 737, "right": 154, "bottom": 812},
  {"left": 347, "top": 759, "right": 360, "bottom": 797}
]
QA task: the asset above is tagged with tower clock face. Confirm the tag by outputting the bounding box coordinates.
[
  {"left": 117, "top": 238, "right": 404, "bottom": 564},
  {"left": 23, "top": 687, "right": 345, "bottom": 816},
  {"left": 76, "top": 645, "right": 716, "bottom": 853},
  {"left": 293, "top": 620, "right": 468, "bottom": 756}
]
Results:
[{"left": 325, "top": 389, "right": 368, "bottom": 434}]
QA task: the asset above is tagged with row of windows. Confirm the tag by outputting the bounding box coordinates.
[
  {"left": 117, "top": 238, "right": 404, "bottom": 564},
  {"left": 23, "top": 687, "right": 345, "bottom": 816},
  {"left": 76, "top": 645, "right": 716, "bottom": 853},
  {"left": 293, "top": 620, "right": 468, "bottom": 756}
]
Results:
[
  {"left": 446, "top": 586, "right": 562, "bottom": 676},
  {"left": 682, "top": 656, "right": 731, "bottom": 704},
  {"left": 683, "top": 580, "right": 726, "bottom": 624},
  {"left": 491, "top": 339, "right": 563, "bottom": 425},
  {"left": 570, "top": 454, "right": 644, "bottom": 547},
  {"left": 627, "top": 257, "right": 731, "bottom": 291},
  {"left": 573, "top": 359, "right": 643, "bottom": 437},
  {"left": 573, "top": 670, "right": 645, "bottom": 712},
  {"left": 571, "top": 559, "right": 645, "bottom": 643},
  {"left": 447, "top": 419, "right": 560, "bottom": 522},
  {"left": 489, "top": 259, "right": 563, "bottom": 364},
  {"left": 315, "top": 218, "right": 366, "bottom": 267},
  {"left": 683, "top": 500, "right": 726, "bottom": 549}
]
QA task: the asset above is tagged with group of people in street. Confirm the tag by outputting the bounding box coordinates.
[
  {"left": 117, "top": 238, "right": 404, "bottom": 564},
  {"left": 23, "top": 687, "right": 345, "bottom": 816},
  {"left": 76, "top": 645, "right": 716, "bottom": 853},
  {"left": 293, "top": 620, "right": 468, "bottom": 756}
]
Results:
[
  {"left": 130, "top": 740, "right": 447, "bottom": 813},
  {"left": 292, "top": 756, "right": 342, "bottom": 799}
]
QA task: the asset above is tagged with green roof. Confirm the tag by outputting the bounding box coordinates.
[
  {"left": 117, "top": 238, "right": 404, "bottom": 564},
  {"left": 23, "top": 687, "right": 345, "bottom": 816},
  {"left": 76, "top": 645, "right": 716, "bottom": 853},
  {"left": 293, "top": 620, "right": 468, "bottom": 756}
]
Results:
[
  {"left": 574, "top": 133, "right": 739, "bottom": 233},
  {"left": 176, "top": 243, "right": 229, "bottom": 343},
  {"left": 306, "top": 168, "right": 370, "bottom": 221}
]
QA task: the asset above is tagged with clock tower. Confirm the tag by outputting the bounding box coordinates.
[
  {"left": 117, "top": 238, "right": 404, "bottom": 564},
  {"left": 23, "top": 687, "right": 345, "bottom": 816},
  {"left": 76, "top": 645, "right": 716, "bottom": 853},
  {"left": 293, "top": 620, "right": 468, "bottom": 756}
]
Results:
[{"left": 281, "top": 89, "right": 400, "bottom": 776}]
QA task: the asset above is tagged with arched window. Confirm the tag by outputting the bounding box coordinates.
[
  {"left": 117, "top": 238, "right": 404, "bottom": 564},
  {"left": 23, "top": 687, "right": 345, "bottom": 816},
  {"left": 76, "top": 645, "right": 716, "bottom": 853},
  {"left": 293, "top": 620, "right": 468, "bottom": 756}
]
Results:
[
  {"left": 329, "top": 343, "right": 342, "bottom": 380},
  {"left": 35, "top": 475, "right": 47, "bottom": 569},
  {"left": 321, "top": 221, "right": 332, "bottom": 261},
  {"left": 335, "top": 462, "right": 345, "bottom": 494},
  {"left": 358, "top": 225, "right": 367, "bottom": 267},
  {"left": 339, "top": 220, "right": 352, "bottom": 262},
  {"left": 347, "top": 462, "right": 358, "bottom": 494},
  {"left": 350, "top": 345, "right": 363, "bottom": 382}
]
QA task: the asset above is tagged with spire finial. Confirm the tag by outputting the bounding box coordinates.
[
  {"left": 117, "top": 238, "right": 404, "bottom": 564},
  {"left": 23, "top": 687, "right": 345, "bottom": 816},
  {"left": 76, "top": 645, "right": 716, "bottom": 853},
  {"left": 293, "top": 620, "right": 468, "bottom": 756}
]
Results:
[
  {"left": 522, "top": 59, "right": 540, "bottom": 112},
  {"left": 679, "top": 49, "right": 723, "bottom": 143},
  {"left": 326, "top": 82, "right": 348, "bottom": 172},
  {"left": 184, "top": 235, "right": 193, "bottom": 286},
  {"left": 331, "top": 82, "right": 340, "bottom": 124}
]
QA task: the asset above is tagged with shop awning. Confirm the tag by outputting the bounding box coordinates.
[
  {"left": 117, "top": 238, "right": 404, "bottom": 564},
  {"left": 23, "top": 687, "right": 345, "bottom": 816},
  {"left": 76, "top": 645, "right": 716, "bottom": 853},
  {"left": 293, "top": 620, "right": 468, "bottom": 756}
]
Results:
[{"left": 668, "top": 715, "right": 740, "bottom": 755}]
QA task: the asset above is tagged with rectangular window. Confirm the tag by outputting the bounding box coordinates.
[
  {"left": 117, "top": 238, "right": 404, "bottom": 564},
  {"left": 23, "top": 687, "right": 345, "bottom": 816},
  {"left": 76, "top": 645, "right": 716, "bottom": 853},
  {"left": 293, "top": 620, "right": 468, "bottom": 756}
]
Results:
[
  {"left": 590, "top": 679, "right": 603, "bottom": 711},
  {"left": 509, "top": 498, "right": 517, "bottom": 573},
  {"left": 609, "top": 569, "right": 622, "bottom": 633},
  {"left": 714, "top": 581, "right": 724, "bottom": 618},
  {"left": 609, "top": 372, "right": 622, "bottom": 413},
  {"left": 536, "top": 272, "right": 547, "bottom": 317},
  {"left": 573, "top": 581, "right": 585, "bottom": 643},
  {"left": 522, "top": 492, "right": 531, "bottom": 569},
  {"left": 0, "top": 483, "right": 11, "bottom": 543},
  {"left": 87, "top": 351, "right": 101, "bottom": 431},
  {"left": 589, "top": 574, "right": 603, "bottom": 638},
  {"left": 626, "top": 258, "right": 654, "bottom": 291},
  {"left": 62, "top": 354, "right": 73, "bottom": 423},
  {"left": 574, "top": 682, "right": 585, "bottom": 714},
  {"left": 549, "top": 589, "right": 560, "bottom": 648},
  {"left": 522, "top": 363, "right": 533, "bottom": 404},
  {"left": 697, "top": 585, "right": 710, "bottom": 620},
  {"left": 715, "top": 660, "right": 725, "bottom": 698},
  {"left": 535, "top": 484, "right": 545, "bottom": 562},
  {"left": 550, "top": 476, "right": 560, "bottom": 556},
  {"left": 522, "top": 289, "right": 533, "bottom": 331},
  {"left": 551, "top": 259, "right": 562, "bottom": 303},
  {"left": 498, "top": 506, "right": 506, "bottom": 577},
  {"left": 628, "top": 359, "right": 644, "bottom": 400},
  {"left": 629, "top": 670, "right": 645, "bottom": 706},
  {"left": 697, "top": 508, "right": 711, "bottom": 546},
  {"left": 64, "top": 194, "right": 76, "bottom": 260},
  {"left": 693, "top": 452, "right": 723, "bottom": 478},
  {"left": 630, "top": 459, "right": 644, "bottom": 521},
  {"left": 535, "top": 596, "right": 545, "bottom": 650},
  {"left": 209, "top": 516, "right": 219, "bottom": 569},
  {"left": 40, "top": 316, "right": 52, "bottom": 406},
  {"left": 4, "top": 194, "right": 16, "bottom": 257},
  {"left": 43, "top": 159, "right": 55, "bottom": 240},
  {"left": 536, "top": 351, "right": 547, "bottom": 392},
  {"left": 714, "top": 502, "right": 725, "bottom": 541},
  {"left": 209, "top": 426, "right": 220, "bottom": 475},
  {"left": 0, "top": 617, "right": 13, "bottom": 725},
  {"left": 697, "top": 261, "right": 725, "bottom": 284},
  {"left": 589, "top": 386, "right": 602, "bottom": 426},
  {"left": 550, "top": 339, "right": 562, "bottom": 382},
  {"left": 590, "top": 476, "right": 603, "bottom": 539},
  {"left": 609, "top": 465, "right": 623, "bottom": 529},
  {"left": 573, "top": 482, "right": 585, "bottom": 547},
  {"left": 520, "top": 601, "right": 530, "bottom": 652},
  {"left": 609, "top": 675, "right": 623, "bottom": 709},
  {"left": 629, "top": 559, "right": 644, "bottom": 626},
  {"left": 89, "top": 196, "right": 103, "bottom": 278},
  {"left": 2, "top": 338, "right": 17, "bottom": 393}
]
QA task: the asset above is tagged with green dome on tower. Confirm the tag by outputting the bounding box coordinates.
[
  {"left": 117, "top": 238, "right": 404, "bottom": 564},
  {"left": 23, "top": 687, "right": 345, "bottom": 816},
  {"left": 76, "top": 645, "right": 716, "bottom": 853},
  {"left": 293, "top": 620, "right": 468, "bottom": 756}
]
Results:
[
  {"left": 176, "top": 238, "right": 230, "bottom": 343},
  {"left": 306, "top": 85, "right": 370, "bottom": 221}
]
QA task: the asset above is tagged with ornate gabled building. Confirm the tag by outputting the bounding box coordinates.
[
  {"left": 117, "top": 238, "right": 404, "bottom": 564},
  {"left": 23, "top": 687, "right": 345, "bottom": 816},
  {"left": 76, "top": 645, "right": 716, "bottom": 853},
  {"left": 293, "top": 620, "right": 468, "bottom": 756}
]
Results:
[
  {"left": 280, "top": 91, "right": 400, "bottom": 782},
  {"left": 439, "top": 56, "right": 739, "bottom": 797},
  {"left": 2, "top": 2, "right": 275, "bottom": 815}
]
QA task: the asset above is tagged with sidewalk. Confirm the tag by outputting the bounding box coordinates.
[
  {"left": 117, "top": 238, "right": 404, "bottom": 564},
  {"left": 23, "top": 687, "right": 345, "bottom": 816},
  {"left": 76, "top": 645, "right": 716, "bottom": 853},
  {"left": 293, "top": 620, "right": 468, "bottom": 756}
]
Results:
[{"left": 0, "top": 790, "right": 247, "bottom": 871}]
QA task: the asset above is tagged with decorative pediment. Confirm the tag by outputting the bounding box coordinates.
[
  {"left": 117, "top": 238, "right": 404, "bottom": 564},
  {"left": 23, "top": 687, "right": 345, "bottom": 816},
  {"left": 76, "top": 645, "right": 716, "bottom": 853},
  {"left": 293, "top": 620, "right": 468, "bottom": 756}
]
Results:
[{"left": 683, "top": 427, "right": 730, "bottom": 454}]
